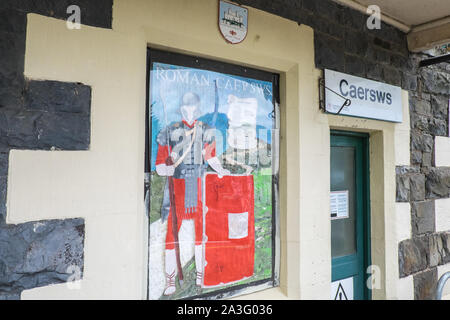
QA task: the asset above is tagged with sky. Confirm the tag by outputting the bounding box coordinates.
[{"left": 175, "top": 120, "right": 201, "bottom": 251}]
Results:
[{"left": 149, "top": 62, "right": 274, "bottom": 170}]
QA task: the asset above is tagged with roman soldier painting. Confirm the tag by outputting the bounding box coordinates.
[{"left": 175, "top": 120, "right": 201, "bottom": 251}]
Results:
[{"left": 147, "top": 58, "right": 277, "bottom": 299}]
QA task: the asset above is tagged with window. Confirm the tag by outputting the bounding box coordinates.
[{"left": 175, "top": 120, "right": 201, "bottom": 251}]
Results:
[{"left": 145, "top": 49, "right": 280, "bottom": 299}]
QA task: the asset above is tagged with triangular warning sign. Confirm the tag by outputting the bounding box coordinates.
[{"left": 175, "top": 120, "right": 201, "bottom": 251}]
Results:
[{"left": 334, "top": 283, "right": 348, "bottom": 300}]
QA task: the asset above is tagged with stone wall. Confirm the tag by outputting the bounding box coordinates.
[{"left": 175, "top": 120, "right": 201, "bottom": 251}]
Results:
[
  {"left": 236, "top": 0, "right": 413, "bottom": 89},
  {"left": 397, "top": 54, "right": 450, "bottom": 300},
  {"left": 0, "top": 0, "right": 113, "bottom": 299},
  {"left": 235, "top": 0, "right": 450, "bottom": 299}
]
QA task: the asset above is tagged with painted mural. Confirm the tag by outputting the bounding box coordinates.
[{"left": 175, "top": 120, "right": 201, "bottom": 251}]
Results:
[{"left": 147, "top": 62, "right": 276, "bottom": 299}]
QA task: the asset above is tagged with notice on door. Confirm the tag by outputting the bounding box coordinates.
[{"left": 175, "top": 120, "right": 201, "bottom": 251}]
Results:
[
  {"left": 331, "top": 277, "right": 354, "bottom": 300},
  {"left": 330, "top": 190, "right": 349, "bottom": 220}
]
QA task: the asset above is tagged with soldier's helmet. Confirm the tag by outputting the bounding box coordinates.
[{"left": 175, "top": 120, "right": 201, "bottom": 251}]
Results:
[
  {"left": 180, "top": 92, "right": 200, "bottom": 107},
  {"left": 179, "top": 92, "right": 202, "bottom": 122}
]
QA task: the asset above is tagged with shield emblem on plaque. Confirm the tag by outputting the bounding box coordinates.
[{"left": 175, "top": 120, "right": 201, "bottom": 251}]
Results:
[{"left": 218, "top": 1, "right": 248, "bottom": 44}]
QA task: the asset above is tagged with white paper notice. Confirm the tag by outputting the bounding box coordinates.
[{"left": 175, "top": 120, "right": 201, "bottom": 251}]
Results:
[{"left": 330, "top": 190, "right": 349, "bottom": 220}]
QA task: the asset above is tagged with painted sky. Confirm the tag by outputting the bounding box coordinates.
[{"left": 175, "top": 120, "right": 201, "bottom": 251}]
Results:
[{"left": 149, "top": 62, "right": 274, "bottom": 170}]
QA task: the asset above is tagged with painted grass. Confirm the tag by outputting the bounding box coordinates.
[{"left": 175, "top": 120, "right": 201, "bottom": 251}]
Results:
[{"left": 150, "top": 169, "right": 274, "bottom": 299}]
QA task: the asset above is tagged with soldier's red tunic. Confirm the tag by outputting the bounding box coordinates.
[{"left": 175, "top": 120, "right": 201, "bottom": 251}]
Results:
[{"left": 155, "top": 120, "right": 216, "bottom": 250}]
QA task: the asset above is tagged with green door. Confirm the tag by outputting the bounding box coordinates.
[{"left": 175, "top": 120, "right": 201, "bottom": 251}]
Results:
[{"left": 330, "top": 131, "right": 370, "bottom": 300}]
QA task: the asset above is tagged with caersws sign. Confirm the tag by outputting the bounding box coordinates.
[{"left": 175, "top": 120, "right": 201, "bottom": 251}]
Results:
[{"left": 325, "top": 69, "right": 403, "bottom": 123}]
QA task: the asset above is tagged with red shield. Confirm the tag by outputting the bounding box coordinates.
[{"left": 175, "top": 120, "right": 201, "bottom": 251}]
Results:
[{"left": 202, "top": 173, "right": 255, "bottom": 287}]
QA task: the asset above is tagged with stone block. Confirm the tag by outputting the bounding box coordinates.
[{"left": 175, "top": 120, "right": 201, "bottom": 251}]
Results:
[
  {"left": 313, "top": 19, "right": 345, "bottom": 39},
  {"left": 390, "top": 54, "right": 408, "bottom": 70},
  {"left": 344, "top": 54, "right": 365, "bottom": 77},
  {"left": 399, "top": 237, "right": 429, "bottom": 277},
  {"left": 0, "top": 111, "right": 7, "bottom": 137},
  {"left": 411, "top": 150, "right": 422, "bottom": 165},
  {"left": 0, "top": 292, "right": 20, "bottom": 300},
  {"left": 296, "top": 11, "right": 316, "bottom": 28},
  {"left": 426, "top": 168, "right": 450, "bottom": 199},
  {"left": 391, "top": 40, "right": 410, "bottom": 58},
  {"left": 0, "top": 152, "right": 8, "bottom": 177},
  {"left": 414, "top": 268, "right": 437, "bottom": 300},
  {"left": 382, "top": 66, "right": 402, "bottom": 87},
  {"left": 410, "top": 97, "right": 432, "bottom": 116},
  {"left": 367, "top": 21, "right": 405, "bottom": 45},
  {"left": 25, "top": 80, "right": 91, "bottom": 114},
  {"left": 35, "top": 112, "right": 90, "bottom": 150},
  {"left": 344, "top": 6, "right": 366, "bottom": 30},
  {"left": 402, "top": 72, "right": 418, "bottom": 91},
  {"left": 0, "top": 31, "right": 25, "bottom": 76},
  {"left": 4, "top": 109, "right": 41, "bottom": 149},
  {"left": 422, "top": 152, "right": 433, "bottom": 169},
  {"left": 411, "top": 131, "right": 433, "bottom": 153},
  {"left": 314, "top": 0, "right": 339, "bottom": 20},
  {"left": 420, "top": 69, "right": 450, "bottom": 95},
  {"left": 443, "top": 232, "right": 450, "bottom": 264},
  {"left": 0, "top": 218, "right": 85, "bottom": 294},
  {"left": 411, "top": 113, "right": 429, "bottom": 132},
  {"left": 0, "top": 137, "right": 8, "bottom": 153},
  {"left": 367, "top": 46, "right": 390, "bottom": 64},
  {"left": 314, "top": 32, "right": 345, "bottom": 72},
  {"left": 302, "top": 0, "right": 316, "bottom": 13},
  {"left": 396, "top": 173, "right": 410, "bottom": 202},
  {"left": 410, "top": 173, "right": 426, "bottom": 201},
  {"left": 396, "top": 166, "right": 420, "bottom": 175},
  {"left": 0, "top": 8, "right": 26, "bottom": 34},
  {"left": 431, "top": 94, "right": 449, "bottom": 120},
  {"left": 429, "top": 233, "right": 448, "bottom": 267},
  {"left": 345, "top": 30, "right": 369, "bottom": 57},
  {"left": 412, "top": 200, "right": 435, "bottom": 235},
  {"left": 0, "top": 175, "right": 6, "bottom": 220},
  {"left": 366, "top": 62, "right": 383, "bottom": 82},
  {"left": 406, "top": 55, "right": 421, "bottom": 74},
  {"left": 428, "top": 118, "right": 448, "bottom": 137},
  {"left": 372, "top": 37, "right": 391, "bottom": 50}
]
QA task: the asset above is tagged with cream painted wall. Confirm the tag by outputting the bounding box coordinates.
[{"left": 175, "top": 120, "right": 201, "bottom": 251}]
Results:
[
  {"left": 9, "top": 0, "right": 410, "bottom": 300},
  {"left": 435, "top": 136, "right": 450, "bottom": 167},
  {"left": 16, "top": 0, "right": 319, "bottom": 300},
  {"left": 436, "top": 198, "right": 450, "bottom": 233}
]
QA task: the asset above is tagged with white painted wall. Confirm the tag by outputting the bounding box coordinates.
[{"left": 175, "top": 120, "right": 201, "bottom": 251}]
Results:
[
  {"left": 5, "top": 0, "right": 413, "bottom": 300},
  {"left": 435, "top": 136, "right": 450, "bottom": 167},
  {"left": 435, "top": 198, "right": 450, "bottom": 233},
  {"left": 16, "top": 0, "right": 318, "bottom": 299}
]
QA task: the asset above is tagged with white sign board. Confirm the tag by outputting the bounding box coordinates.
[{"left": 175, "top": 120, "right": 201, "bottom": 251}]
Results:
[
  {"left": 324, "top": 69, "right": 403, "bottom": 123},
  {"left": 330, "top": 190, "right": 349, "bottom": 220},
  {"left": 331, "top": 277, "right": 354, "bottom": 300}
]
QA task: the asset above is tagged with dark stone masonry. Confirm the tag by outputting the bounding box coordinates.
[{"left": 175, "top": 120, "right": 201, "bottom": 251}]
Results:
[
  {"left": 395, "top": 57, "right": 450, "bottom": 299},
  {"left": 0, "top": 0, "right": 113, "bottom": 299},
  {"left": 0, "top": 218, "right": 85, "bottom": 298}
]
